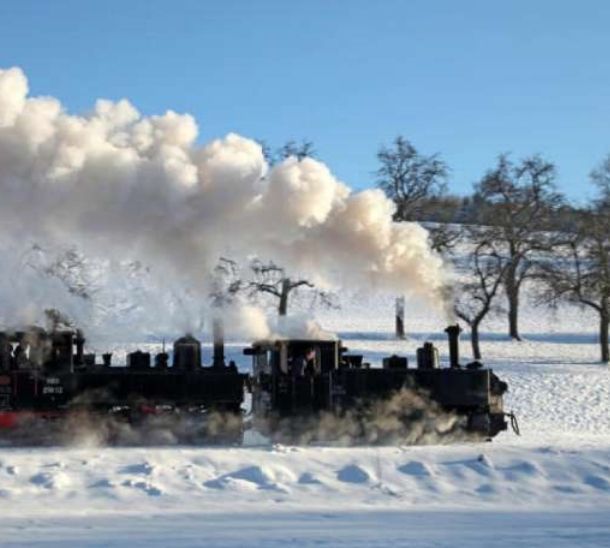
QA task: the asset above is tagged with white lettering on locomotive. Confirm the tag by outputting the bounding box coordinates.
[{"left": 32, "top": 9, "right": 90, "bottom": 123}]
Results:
[{"left": 43, "top": 377, "right": 64, "bottom": 395}]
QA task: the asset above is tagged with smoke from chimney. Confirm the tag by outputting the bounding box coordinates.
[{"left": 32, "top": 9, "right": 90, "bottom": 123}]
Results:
[{"left": 0, "top": 67, "right": 446, "bottom": 335}]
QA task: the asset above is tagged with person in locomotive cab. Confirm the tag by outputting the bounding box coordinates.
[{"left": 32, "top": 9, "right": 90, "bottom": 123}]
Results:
[
  {"left": 304, "top": 347, "right": 317, "bottom": 376},
  {"left": 291, "top": 347, "right": 317, "bottom": 377}
]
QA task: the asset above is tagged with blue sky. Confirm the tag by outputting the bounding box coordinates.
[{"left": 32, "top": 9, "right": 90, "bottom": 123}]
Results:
[{"left": 1, "top": 0, "right": 608, "bottom": 201}]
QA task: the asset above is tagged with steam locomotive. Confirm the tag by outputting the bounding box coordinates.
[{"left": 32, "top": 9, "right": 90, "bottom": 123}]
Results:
[{"left": 0, "top": 323, "right": 512, "bottom": 444}]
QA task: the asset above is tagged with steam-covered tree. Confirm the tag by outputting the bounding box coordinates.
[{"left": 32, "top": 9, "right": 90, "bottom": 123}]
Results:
[
  {"left": 453, "top": 234, "right": 507, "bottom": 360},
  {"left": 35, "top": 247, "right": 94, "bottom": 300},
  {"left": 209, "top": 256, "right": 338, "bottom": 317},
  {"left": 376, "top": 136, "right": 448, "bottom": 221},
  {"left": 376, "top": 136, "right": 450, "bottom": 335},
  {"left": 245, "top": 259, "right": 336, "bottom": 317},
  {"left": 44, "top": 308, "right": 74, "bottom": 331},
  {"left": 474, "top": 154, "right": 563, "bottom": 340},
  {"left": 420, "top": 221, "right": 462, "bottom": 255},
  {"left": 209, "top": 257, "right": 243, "bottom": 307},
  {"left": 375, "top": 136, "right": 455, "bottom": 256}
]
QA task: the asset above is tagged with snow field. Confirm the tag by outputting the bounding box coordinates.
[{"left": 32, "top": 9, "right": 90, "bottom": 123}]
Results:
[{"left": 1, "top": 292, "right": 609, "bottom": 545}]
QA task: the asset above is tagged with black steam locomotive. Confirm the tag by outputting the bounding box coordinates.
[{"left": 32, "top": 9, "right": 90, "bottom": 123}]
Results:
[
  {"left": 0, "top": 324, "right": 512, "bottom": 444},
  {"left": 245, "top": 325, "right": 510, "bottom": 443}
]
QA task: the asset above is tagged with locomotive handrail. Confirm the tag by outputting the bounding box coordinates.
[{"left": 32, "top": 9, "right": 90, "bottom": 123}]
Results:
[{"left": 506, "top": 411, "right": 521, "bottom": 436}]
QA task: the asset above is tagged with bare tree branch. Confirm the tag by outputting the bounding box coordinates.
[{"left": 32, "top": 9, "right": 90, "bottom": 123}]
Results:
[
  {"left": 453, "top": 229, "right": 510, "bottom": 359},
  {"left": 536, "top": 199, "right": 610, "bottom": 362}
]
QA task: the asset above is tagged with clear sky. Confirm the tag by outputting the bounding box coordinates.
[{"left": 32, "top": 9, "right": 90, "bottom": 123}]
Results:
[{"left": 0, "top": 0, "right": 608, "bottom": 202}]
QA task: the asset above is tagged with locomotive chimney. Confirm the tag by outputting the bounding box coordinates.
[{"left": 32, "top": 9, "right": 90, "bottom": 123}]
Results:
[
  {"left": 444, "top": 324, "right": 462, "bottom": 369},
  {"left": 212, "top": 318, "right": 225, "bottom": 368}
]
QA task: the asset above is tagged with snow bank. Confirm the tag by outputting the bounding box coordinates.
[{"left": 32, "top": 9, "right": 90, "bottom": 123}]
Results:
[{"left": 0, "top": 441, "right": 609, "bottom": 520}]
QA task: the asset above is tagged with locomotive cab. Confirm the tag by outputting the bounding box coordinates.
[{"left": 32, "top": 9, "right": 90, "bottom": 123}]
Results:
[
  {"left": 0, "top": 328, "right": 82, "bottom": 372},
  {"left": 245, "top": 338, "right": 341, "bottom": 419},
  {"left": 246, "top": 326, "right": 511, "bottom": 442},
  {"left": 246, "top": 339, "right": 340, "bottom": 377}
]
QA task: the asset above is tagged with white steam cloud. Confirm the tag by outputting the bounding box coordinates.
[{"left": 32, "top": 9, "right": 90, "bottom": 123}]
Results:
[{"left": 0, "top": 66, "right": 445, "bottom": 335}]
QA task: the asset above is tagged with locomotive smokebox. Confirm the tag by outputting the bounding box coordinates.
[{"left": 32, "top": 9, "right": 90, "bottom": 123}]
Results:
[
  {"left": 173, "top": 334, "right": 201, "bottom": 370},
  {"left": 445, "top": 324, "right": 462, "bottom": 369}
]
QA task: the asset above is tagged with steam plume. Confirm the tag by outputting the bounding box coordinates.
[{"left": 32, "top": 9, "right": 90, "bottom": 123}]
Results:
[{"left": 0, "top": 67, "right": 445, "bottom": 332}]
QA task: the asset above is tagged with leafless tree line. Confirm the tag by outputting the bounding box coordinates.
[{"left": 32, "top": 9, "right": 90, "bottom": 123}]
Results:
[
  {"left": 378, "top": 135, "right": 610, "bottom": 363},
  {"left": 33, "top": 135, "right": 610, "bottom": 364}
]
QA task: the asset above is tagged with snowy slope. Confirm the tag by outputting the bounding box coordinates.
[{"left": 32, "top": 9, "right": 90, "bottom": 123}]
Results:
[{"left": 1, "top": 293, "right": 610, "bottom": 546}]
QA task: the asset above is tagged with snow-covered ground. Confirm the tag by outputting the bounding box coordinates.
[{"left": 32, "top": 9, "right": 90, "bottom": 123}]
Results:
[{"left": 1, "top": 294, "right": 609, "bottom": 546}]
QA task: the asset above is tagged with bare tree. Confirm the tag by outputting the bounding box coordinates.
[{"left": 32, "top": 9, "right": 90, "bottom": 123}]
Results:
[
  {"left": 377, "top": 136, "right": 450, "bottom": 332},
  {"left": 209, "top": 257, "right": 243, "bottom": 307},
  {"left": 590, "top": 153, "right": 610, "bottom": 199},
  {"left": 21, "top": 245, "right": 95, "bottom": 301},
  {"left": 210, "top": 257, "right": 337, "bottom": 317},
  {"left": 376, "top": 136, "right": 448, "bottom": 221},
  {"left": 420, "top": 221, "right": 461, "bottom": 255},
  {"left": 538, "top": 217, "right": 610, "bottom": 362},
  {"left": 245, "top": 260, "right": 317, "bottom": 317},
  {"left": 453, "top": 234, "right": 508, "bottom": 360},
  {"left": 261, "top": 139, "right": 316, "bottom": 166},
  {"left": 474, "top": 154, "right": 563, "bottom": 340},
  {"left": 306, "top": 287, "right": 339, "bottom": 313},
  {"left": 538, "top": 157, "right": 610, "bottom": 362}
]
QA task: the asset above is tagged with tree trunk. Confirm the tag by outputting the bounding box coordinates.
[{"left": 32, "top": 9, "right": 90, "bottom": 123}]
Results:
[
  {"left": 278, "top": 279, "right": 290, "bottom": 316},
  {"left": 600, "top": 311, "right": 609, "bottom": 363},
  {"left": 395, "top": 297, "right": 405, "bottom": 339},
  {"left": 508, "top": 296, "right": 520, "bottom": 340},
  {"left": 505, "top": 269, "right": 521, "bottom": 340},
  {"left": 471, "top": 323, "right": 482, "bottom": 361}
]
